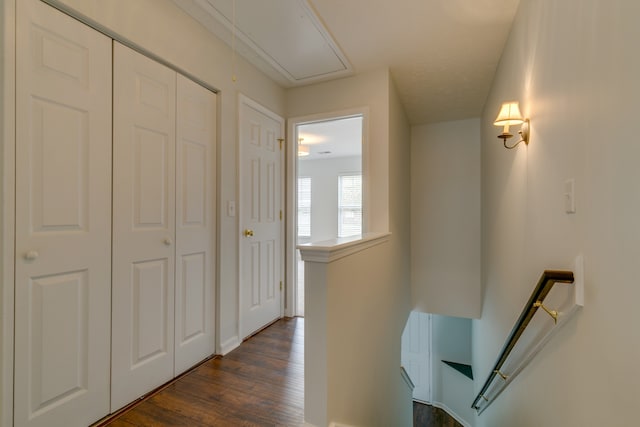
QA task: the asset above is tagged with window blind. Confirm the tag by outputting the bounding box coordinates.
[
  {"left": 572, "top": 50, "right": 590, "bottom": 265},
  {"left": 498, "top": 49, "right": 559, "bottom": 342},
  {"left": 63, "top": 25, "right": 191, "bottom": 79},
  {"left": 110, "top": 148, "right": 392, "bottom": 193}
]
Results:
[
  {"left": 297, "top": 177, "right": 311, "bottom": 237},
  {"left": 338, "top": 174, "right": 362, "bottom": 237}
]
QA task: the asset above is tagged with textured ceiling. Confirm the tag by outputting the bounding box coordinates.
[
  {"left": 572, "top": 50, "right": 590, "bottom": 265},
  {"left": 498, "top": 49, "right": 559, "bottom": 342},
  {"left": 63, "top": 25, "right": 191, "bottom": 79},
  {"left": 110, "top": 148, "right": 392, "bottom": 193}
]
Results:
[
  {"left": 308, "top": 0, "right": 521, "bottom": 124},
  {"left": 298, "top": 116, "right": 363, "bottom": 160}
]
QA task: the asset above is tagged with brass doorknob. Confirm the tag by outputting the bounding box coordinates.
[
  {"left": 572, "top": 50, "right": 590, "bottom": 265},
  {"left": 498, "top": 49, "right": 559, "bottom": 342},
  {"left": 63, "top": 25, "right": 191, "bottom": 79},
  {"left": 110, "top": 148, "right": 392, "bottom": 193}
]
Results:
[{"left": 243, "top": 229, "right": 254, "bottom": 237}]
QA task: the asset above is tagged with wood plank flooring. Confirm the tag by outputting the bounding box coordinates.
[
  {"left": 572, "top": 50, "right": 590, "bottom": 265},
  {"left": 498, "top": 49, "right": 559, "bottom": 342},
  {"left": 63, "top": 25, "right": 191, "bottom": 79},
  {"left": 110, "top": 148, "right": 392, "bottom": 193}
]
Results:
[
  {"left": 413, "top": 402, "right": 463, "bottom": 427},
  {"left": 102, "top": 317, "right": 462, "bottom": 426},
  {"left": 104, "top": 317, "right": 304, "bottom": 427}
]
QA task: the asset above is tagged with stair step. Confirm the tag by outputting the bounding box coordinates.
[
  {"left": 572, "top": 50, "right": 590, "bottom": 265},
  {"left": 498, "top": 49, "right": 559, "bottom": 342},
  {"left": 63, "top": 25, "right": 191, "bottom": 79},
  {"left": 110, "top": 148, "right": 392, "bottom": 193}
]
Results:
[{"left": 442, "top": 360, "right": 473, "bottom": 380}]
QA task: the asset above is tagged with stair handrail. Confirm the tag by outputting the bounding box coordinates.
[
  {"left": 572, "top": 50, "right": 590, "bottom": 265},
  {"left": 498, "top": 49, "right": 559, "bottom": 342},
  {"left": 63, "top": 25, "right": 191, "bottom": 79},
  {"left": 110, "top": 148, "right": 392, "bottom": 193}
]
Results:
[{"left": 472, "top": 270, "right": 575, "bottom": 412}]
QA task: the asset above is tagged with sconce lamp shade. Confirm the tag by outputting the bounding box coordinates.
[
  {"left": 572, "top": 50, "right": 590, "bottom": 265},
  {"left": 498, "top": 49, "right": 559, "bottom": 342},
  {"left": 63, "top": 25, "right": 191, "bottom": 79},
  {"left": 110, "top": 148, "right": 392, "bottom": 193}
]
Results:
[
  {"left": 494, "top": 101, "right": 530, "bottom": 149},
  {"left": 494, "top": 102, "right": 524, "bottom": 126}
]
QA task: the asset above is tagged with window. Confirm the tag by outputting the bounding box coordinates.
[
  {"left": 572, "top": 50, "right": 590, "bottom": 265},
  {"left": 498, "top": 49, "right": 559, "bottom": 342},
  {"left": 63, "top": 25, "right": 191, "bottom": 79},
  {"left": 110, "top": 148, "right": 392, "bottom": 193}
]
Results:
[
  {"left": 297, "top": 177, "right": 311, "bottom": 238},
  {"left": 338, "top": 174, "right": 362, "bottom": 237}
]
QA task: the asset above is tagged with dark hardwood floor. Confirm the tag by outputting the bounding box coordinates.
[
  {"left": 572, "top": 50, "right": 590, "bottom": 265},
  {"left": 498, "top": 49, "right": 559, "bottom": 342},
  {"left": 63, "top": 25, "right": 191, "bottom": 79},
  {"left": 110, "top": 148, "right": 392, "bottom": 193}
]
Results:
[
  {"left": 413, "top": 402, "right": 463, "bottom": 427},
  {"left": 104, "top": 317, "right": 304, "bottom": 426},
  {"left": 101, "top": 317, "right": 461, "bottom": 426}
]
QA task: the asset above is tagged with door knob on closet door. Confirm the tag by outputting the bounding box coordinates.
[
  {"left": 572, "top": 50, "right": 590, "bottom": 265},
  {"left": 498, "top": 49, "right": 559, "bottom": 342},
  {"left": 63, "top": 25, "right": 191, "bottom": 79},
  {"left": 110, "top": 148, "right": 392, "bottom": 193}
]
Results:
[
  {"left": 24, "top": 250, "right": 39, "bottom": 261},
  {"left": 163, "top": 237, "right": 173, "bottom": 246},
  {"left": 243, "top": 229, "right": 254, "bottom": 237}
]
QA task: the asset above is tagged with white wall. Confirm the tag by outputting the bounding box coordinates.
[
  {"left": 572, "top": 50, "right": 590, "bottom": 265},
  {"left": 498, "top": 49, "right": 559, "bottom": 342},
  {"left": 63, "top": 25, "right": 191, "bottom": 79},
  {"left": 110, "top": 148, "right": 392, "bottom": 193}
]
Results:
[
  {"left": 291, "top": 70, "right": 413, "bottom": 426},
  {"left": 475, "top": 1, "right": 640, "bottom": 426},
  {"left": 324, "top": 241, "right": 405, "bottom": 426},
  {"left": 431, "top": 315, "right": 474, "bottom": 425},
  {"left": 287, "top": 69, "right": 390, "bottom": 234},
  {"left": 388, "top": 73, "right": 413, "bottom": 427},
  {"left": 299, "top": 156, "right": 361, "bottom": 242},
  {"left": 411, "top": 119, "right": 481, "bottom": 318}
]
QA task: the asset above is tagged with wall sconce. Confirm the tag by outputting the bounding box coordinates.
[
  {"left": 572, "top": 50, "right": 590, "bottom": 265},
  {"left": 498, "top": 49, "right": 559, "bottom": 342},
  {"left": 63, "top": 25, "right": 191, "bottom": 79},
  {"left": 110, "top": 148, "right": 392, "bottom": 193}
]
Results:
[
  {"left": 494, "top": 101, "right": 530, "bottom": 149},
  {"left": 298, "top": 138, "right": 310, "bottom": 157}
]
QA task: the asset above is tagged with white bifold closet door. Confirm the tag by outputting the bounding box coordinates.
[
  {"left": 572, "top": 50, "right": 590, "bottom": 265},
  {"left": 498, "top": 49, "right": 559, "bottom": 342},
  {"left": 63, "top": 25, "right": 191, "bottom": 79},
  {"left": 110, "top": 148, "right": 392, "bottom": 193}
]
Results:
[
  {"left": 111, "top": 41, "right": 176, "bottom": 412},
  {"left": 174, "top": 74, "right": 217, "bottom": 375},
  {"left": 111, "top": 42, "right": 216, "bottom": 411},
  {"left": 14, "top": 0, "right": 112, "bottom": 426}
]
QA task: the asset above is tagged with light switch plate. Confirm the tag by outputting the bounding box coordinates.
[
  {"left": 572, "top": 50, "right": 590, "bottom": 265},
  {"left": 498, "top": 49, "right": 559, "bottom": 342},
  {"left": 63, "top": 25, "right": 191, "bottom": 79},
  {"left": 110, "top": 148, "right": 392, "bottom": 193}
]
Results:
[
  {"left": 564, "top": 179, "right": 576, "bottom": 214},
  {"left": 227, "top": 200, "right": 236, "bottom": 217}
]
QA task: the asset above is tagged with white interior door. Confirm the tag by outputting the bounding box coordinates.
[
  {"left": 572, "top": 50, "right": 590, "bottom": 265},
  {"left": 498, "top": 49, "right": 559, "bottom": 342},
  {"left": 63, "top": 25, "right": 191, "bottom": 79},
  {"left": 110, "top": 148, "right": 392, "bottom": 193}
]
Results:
[
  {"left": 240, "top": 97, "right": 284, "bottom": 338},
  {"left": 111, "top": 42, "right": 176, "bottom": 411},
  {"left": 14, "top": 1, "right": 112, "bottom": 426},
  {"left": 174, "top": 74, "right": 217, "bottom": 374},
  {"left": 401, "top": 311, "right": 432, "bottom": 403}
]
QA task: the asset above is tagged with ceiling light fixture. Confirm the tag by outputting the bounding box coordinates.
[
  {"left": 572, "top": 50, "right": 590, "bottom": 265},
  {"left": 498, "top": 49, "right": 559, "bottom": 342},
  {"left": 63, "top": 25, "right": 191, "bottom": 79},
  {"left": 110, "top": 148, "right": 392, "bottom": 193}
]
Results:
[
  {"left": 494, "top": 101, "right": 530, "bottom": 149},
  {"left": 298, "top": 138, "right": 309, "bottom": 157},
  {"left": 298, "top": 145, "right": 310, "bottom": 157}
]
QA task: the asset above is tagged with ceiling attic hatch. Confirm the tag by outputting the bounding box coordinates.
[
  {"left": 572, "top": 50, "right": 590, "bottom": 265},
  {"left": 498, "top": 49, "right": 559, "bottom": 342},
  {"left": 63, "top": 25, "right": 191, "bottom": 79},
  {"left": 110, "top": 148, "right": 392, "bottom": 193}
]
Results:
[{"left": 174, "top": 0, "right": 353, "bottom": 86}]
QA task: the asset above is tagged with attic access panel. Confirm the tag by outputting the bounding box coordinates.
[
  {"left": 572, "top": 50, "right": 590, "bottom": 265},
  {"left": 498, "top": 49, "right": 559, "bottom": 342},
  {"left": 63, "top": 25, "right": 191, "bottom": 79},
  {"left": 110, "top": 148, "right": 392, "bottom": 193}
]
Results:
[{"left": 191, "top": 0, "right": 352, "bottom": 84}]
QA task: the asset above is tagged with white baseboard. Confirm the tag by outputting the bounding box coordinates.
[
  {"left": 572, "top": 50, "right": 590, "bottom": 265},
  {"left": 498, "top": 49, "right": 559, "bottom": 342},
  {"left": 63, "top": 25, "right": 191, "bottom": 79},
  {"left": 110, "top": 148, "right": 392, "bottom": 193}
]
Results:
[
  {"left": 219, "top": 335, "right": 241, "bottom": 355},
  {"left": 431, "top": 401, "right": 472, "bottom": 427}
]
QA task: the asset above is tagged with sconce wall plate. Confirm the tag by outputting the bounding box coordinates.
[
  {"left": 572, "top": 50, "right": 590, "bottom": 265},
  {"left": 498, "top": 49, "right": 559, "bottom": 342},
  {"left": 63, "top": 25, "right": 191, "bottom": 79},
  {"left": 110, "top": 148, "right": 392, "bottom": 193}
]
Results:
[{"left": 518, "top": 119, "right": 530, "bottom": 144}]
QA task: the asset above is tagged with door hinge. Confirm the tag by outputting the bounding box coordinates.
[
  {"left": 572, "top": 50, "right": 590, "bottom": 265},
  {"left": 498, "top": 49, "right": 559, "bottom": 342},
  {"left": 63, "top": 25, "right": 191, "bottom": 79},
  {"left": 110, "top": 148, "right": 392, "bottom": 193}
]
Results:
[
  {"left": 280, "top": 281, "right": 283, "bottom": 291},
  {"left": 279, "top": 210, "right": 283, "bottom": 221},
  {"left": 278, "top": 138, "right": 284, "bottom": 150}
]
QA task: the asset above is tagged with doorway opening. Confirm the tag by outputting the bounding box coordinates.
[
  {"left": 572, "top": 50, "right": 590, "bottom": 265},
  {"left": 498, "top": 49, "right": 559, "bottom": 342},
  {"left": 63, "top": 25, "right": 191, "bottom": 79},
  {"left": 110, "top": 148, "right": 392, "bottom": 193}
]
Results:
[{"left": 291, "top": 114, "right": 364, "bottom": 316}]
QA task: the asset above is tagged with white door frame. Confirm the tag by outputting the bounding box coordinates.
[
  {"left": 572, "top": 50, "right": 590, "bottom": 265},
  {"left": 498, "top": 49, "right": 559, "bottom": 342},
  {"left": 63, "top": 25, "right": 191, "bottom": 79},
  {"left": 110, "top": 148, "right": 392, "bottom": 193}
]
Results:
[
  {"left": 237, "top": 93, "right": 285, "bottom": 337},
  {"left": 0, "top": 1, "right": 17, "bottom": 425},
  {"left": 285, "top": 107, "right": 370, "bottom": 317}
]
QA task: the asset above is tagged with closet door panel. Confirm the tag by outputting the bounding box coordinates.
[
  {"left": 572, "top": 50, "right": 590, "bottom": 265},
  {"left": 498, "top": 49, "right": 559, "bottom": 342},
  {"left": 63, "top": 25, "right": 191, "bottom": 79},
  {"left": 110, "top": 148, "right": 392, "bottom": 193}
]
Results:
[
  {"left": 14, "top": 1, "right": 112, "bottom": 426},
  {"left": 112, "top": 42, "right": 176, "bottom": 412},
  {"left": 174, "top": 74, "right": 216, "bottom": 374}
]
